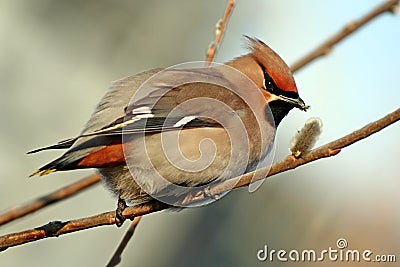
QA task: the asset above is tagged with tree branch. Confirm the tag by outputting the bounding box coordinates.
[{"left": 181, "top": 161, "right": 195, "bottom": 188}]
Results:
[
  {"left": 0, "top": 174, "right": 100, "bottom": 227},
  {"left": 205, "top": 0, "right": 235, "bottom": 65},
  {"left": 290, "top": 0, "right": 399, "bottom": 72},
  {"left": 1, "top": 108, "right": 398, "bottom": 251}
]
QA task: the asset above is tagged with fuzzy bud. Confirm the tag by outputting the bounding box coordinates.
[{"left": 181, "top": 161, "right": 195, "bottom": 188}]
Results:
[{"left": 290, "top": 117, "right": 323, "bottom": 158}]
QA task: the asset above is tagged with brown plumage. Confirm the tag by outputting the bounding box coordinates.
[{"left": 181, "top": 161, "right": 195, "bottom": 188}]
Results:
[{"left": 29, "top": 37, "right": 308, "bottom": 225}]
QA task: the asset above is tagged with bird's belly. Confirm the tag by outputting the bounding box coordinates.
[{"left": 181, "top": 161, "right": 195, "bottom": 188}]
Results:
[
  {"left": 123, "top": 127, "right": 263, "bottom": 195},
  {"left": 100, "top": 122, "right": 275, "bottom": 204}
]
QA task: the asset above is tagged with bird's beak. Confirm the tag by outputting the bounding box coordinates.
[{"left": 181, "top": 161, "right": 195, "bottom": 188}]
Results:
[{"left": 278, "top": 95, "right": 309, "bottom": 111}]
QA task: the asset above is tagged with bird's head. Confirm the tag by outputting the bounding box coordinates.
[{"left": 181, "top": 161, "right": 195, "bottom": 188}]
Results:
[{"left": 226, "top": 37, "right": 309, "bottom": 125}]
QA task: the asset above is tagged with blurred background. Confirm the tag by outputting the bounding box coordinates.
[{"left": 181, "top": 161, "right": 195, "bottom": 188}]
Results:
[{"left": 0, "top": 0, "right": 399, "bottom": 266}]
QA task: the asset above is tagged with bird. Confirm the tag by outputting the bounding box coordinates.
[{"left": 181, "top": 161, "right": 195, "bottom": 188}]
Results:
[{"left": 29, "top": 37, "right": 308, "bottom": 225}]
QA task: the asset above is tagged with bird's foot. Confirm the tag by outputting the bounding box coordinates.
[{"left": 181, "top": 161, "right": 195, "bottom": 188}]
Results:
[{"left": 115, "top": 197, "right": 128, "bottom": 227}]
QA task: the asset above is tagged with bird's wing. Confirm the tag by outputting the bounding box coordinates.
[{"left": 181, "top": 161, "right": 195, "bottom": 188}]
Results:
[
  {"left": 29, "top": 67, "right": 233, "bottom": 153},
  {"left": 29, "top": 67, "right": 236, "bottom": 175},
  {"left": 27, "top": 138, "right": 76, "bottom": 154}
]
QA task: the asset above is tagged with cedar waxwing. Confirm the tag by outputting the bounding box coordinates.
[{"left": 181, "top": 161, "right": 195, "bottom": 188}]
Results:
[{"left": 29, "top": 37, "right": 308, "bottom": 225}]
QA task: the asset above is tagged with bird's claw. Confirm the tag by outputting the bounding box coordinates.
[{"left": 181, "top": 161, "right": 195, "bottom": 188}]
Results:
[{"left": 115, "top": 197, "right": 128, "bottom": 227}]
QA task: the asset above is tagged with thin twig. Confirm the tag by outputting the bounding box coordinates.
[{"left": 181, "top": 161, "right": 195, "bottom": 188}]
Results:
[
  {"left": 290, "top": 0, "right": 399, "bottom": 72},
  {"left": 0, "top": 174, "right": 100, "bottom": 227},
  {"left": 1, "top": 108, "right": 398, "bottom": 251},
  {"left": 106, "top": 216, "right": 143, "bottom": 267},
  {"left": 205, "top": 0, "right": 235, "bottom": 65}
]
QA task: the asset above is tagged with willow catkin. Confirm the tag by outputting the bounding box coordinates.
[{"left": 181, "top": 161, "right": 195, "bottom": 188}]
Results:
[{"left": 290, "top": 118, "right": 323, "bottom": 158}]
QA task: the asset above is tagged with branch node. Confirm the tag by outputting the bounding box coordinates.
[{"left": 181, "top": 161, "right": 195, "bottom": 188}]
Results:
[
  {"left": 205, "top": 0, "right": 235, "bottom": 65},
  {"left": 35, "top": 221, "right": 69, "bottom": 237},
  {"left": 328, "top": 148, "right": 342, "bottom": 156},
  {"left": 206, "top": 41, "right": 217, "bottom": 57},
  {"left": 286, "top": 154, "right": 299, "bottom": 162},
  {"left": 215, "top": 19, "right": 223, "bottom": 34},
  {"left": 390, "top": 4, "right": 399, "bottom": 14},
  {"left": 345, "top": 21, "right": 357, "bottom": 32}
]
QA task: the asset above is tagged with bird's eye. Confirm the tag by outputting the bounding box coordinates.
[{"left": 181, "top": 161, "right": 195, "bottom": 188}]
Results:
[{"left": 263, "top": 71, "right": 276, "bottom": 93}]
